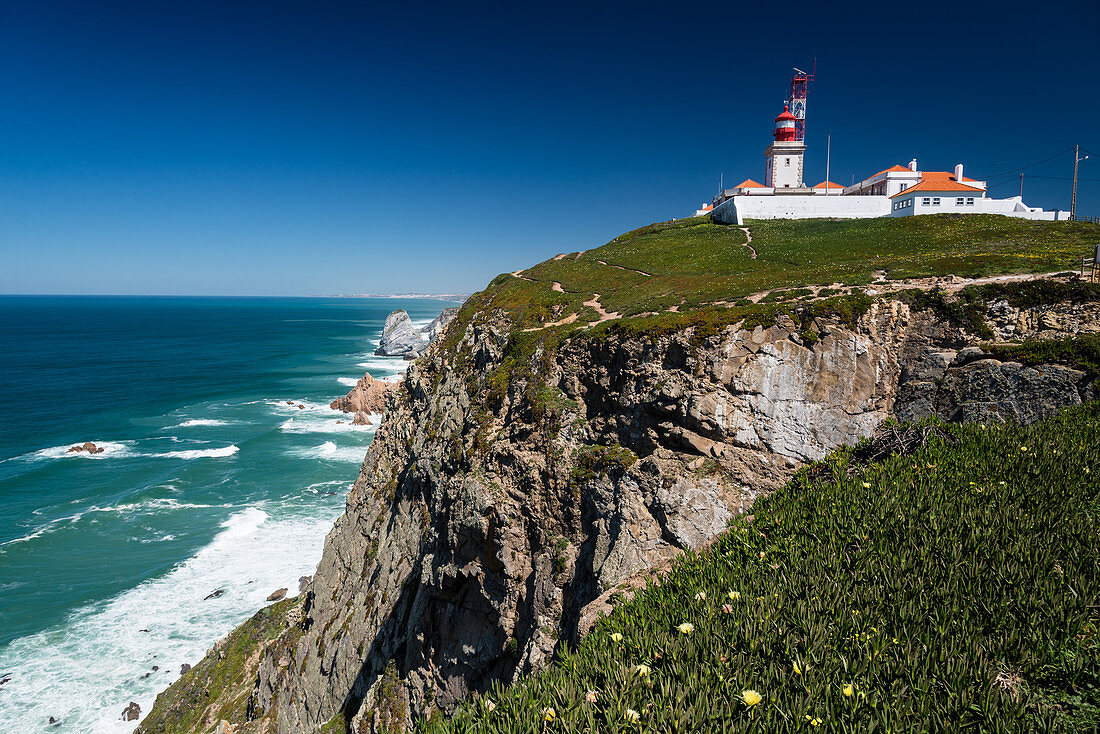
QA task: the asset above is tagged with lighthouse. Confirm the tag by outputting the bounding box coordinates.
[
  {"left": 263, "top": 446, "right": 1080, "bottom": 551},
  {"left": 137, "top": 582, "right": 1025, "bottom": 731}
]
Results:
[{"left": 763, "top": 104, "right": 807, "bottom": 191}]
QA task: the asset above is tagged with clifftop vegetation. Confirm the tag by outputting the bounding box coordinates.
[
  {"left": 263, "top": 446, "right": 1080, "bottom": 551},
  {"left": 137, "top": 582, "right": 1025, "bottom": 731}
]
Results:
[
  {"left": 443, "top": 214, "right": 1100, "bottom": 347},
  {"left": 425, "top": 404, "right": 1100, "bottom": 733}
]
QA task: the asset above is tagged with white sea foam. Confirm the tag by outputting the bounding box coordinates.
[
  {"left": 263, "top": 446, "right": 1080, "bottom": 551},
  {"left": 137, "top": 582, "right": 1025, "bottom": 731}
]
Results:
[
  {"left": 279, "top": 415, "right": 376, "bottom": 434},
  {"left": 0, "top": 503, "right": 341, "bottom": 733},
  {"left": 337, "top": 376, "right": 361, "bottom": 387},
  {"left": 177, "top": 419, "right": 229, "bottom": 427},
  {"left": 296, "top": 441, "right": 369, "bottom": 463},
  {"left": 29, "top": 441, "right": 135, "bottom": 461},
  {"left": 356, "top": 356, "right": 409, "bottom": 375},
  {"left": 0, "top": 499, "right": 223, "bottom": 551},
  {"left": 152, "top": 445, "right": 239, "bottom": 460}
]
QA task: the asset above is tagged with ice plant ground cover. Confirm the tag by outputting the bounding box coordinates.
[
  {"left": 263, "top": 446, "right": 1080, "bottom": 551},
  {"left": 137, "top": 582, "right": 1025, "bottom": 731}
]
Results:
[{"left": 422, "top": 403, "right": 1100, "bottom": 733}]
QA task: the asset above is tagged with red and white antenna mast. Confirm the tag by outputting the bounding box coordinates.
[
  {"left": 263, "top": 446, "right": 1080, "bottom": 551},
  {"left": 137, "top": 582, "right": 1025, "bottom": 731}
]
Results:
[{"left": 788, "top": 63, "right": 814, "bottom": 141}]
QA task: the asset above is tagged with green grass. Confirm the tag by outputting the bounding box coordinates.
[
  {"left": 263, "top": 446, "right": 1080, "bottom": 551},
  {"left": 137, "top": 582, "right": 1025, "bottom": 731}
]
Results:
[
  {"left": 984, "top": 334, "right": 1100, "bottom": 384},
  {"left": 421, "top": 404, "right": 1100, "bottom": 733},
  {"left": 443, "top": 215, "right": 1100, "bottom": 349}
]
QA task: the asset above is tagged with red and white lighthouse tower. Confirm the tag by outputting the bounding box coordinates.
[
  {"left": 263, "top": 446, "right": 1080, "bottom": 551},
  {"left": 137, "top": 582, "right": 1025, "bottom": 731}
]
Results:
[{"left": 764, "top": 103, "right": 806, "bottom": 190}]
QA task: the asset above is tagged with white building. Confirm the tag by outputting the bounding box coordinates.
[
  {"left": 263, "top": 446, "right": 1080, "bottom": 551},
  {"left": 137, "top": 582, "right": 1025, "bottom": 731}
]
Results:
[{"left": 707, "top": 105, "right": 1069, "bottom": 224}]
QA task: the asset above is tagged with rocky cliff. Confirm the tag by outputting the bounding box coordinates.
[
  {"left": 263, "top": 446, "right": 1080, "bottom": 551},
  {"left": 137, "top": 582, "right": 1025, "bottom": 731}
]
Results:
[{"left": 135, "top": 273, "right": 1099, "bottom": 734}]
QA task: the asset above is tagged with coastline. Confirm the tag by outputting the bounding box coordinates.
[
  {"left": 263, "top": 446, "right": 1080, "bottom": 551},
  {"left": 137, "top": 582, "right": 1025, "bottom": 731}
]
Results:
[{"left": 0, "top": 297, "right": 459, "bottom": 733}]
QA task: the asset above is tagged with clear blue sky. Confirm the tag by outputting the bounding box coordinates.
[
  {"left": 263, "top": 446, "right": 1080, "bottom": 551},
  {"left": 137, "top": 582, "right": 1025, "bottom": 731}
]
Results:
[{"left": 2, "top": 0, "right": 1097, "bottom": 296}]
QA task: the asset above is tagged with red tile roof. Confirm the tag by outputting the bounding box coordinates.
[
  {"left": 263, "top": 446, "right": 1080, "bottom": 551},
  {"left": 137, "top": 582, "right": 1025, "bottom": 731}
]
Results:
[
  {"left": 889, "top": 179, "right": 985, "bottom": 198},
  {"left": 869, "top": 165, "right": 914, "bottom": 178},
  {"left": 813, "top": 181, "right": 845, "bottom": 189},
  {"left": 733, "top": 178, "right": 766, "bottom": 189}
]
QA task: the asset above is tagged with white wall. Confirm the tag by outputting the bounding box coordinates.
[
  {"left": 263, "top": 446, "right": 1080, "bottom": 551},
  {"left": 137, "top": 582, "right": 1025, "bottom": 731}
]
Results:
[
  {"left": 889, "top": 193, "right": 1070, "bottom": 220},
  {"left": 712, "top": 195, "right": 891, "bottom": 225}
]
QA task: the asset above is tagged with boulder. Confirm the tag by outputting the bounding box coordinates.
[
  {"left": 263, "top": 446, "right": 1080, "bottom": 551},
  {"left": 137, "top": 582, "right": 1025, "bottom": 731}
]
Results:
[
  {"left": 374, "top": 310, "right": 427, "bottom": 357},
  {"left": 266, "top": 588, "right": 288, "bottom": 602},
  {"left": 204, "top": 589, "right": 225, "bottom": 600},
  {"left": 298, "top": 575, "right": 312, "bottom": 594},
  {"left": 330, "top": 372, "right": 397, "bottom": 414},
  {"left": 67, "top": 442, "right": 104, "bottom": 454},
  {"left": 180, "top": 663, "right": 191, "bottom": 675},
  {"left": 351, "top": 411, "right": 373, "bottom": 426},
  {"left": 121, "top": 702, "right": 141, "bottom": 721}
]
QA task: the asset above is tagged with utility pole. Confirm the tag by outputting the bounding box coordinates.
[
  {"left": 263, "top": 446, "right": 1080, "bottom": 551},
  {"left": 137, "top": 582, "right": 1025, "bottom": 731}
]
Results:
[
  {"left": 825, "top": 134, "right": 831, "bottom": 194},
  {"left": 1073, "top": 144, "right": 1080, "bottom": 220},
  {"left": 1072, "top": 144, "right": 1089, "bottom": 221},
  {"left": 1019, "top": 172, "right": 1024, "bottom": 199}
]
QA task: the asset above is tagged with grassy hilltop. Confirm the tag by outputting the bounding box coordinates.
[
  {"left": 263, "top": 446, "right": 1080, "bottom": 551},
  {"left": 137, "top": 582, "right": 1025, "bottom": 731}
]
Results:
[{"left": 454, "top": 214, "right": 1098, "bottom": 339}]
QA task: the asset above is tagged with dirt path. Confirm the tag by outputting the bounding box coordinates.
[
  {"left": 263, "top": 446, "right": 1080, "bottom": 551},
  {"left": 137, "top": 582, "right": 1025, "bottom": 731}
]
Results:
[
  {"left": 739, "top": 227, "right": 757, "bottom": 259},
  {"left": 583, "top": 293, "right": 621, "bottom": 326},
  {"left": 510, "top": 270, "right": 535, "bottom": 282},
  {"left": 596, "top": 259, "right": 653, "bottom": 277}
]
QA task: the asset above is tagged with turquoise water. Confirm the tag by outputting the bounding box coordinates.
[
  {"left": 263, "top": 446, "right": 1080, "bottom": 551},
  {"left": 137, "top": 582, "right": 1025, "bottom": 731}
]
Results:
[{"left": 0, "top": 295, "right": 458, "bottom": 732}]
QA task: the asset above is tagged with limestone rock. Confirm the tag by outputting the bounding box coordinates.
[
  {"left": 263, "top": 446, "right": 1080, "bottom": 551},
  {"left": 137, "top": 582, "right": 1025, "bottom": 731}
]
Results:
[
  {"left": 375, "top": 310, "right": 427, "bottom": 357},
  {"left": 425, "top": 307, "right": 459, "bottom": 342},
  {"left": 266, "top": 588, "right": 287, "bottom": 602}
]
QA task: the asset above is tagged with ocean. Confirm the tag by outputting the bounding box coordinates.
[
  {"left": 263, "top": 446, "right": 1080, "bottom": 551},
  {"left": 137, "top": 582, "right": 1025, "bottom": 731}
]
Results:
[{"left": 0, "top": 295, "right": 459, "bottom": 733}]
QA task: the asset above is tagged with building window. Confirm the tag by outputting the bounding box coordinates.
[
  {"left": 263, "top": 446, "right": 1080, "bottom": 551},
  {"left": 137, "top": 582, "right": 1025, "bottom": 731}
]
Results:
[
  {"left": 956, "top": 198, "right": 965, "bottom": 206},
  {"left": 932, "top": 197, "right": 941, "bottom": 205},
  {"left": 922, "top": 197, "right": 931, "bottom": 206},
  {"left": 785, "top": 158, "right": 790, "bottom": 166},
  {"left": 967, "top": 198, "right": 975, "bottom": 206},
  {"left": 899, "top": 183, "right": 908, "bottom": 192}
]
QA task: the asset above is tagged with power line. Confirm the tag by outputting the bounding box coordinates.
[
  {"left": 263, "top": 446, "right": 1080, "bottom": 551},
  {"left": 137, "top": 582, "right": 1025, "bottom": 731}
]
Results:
[{"left": 977, "top": 147, "right": 1076, "bottom": 181}]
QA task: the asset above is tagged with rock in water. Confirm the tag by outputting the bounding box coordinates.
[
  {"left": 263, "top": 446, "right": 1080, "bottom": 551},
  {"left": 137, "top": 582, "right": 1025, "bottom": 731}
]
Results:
[
  {"left": 266, "top": 588, "right": 287, "bottom": 602},
  {"left": 121, "top": 702, "right": 141, "bottom": 721},
  {"left": 374, "top": 310, "right": 427, "bottom": 357},
  {"left": 67, "top": 442, "right": 104, "bottom": 454},
  {"left": 204, "top": 589, "right": 225, "bottom": 600},
  {"left": 424, "top": 306, "right": 459, "bottom": 342},
  {"left": 180, "top": 663, "right": 191, "bottom": 675},
  {"left": 351, "top": 411, "right": 372, "bottom": 426},
  {"left": 329, "top": 372, "right": 396, "bottom": 414}
]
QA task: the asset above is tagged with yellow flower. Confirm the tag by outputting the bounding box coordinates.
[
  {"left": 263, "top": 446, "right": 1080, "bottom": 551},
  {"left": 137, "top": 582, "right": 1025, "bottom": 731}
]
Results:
[
  {"left": 484, "top": 699, "right": 496, "bottom": 712},
  {"left": 793, "top": 661, "right": 803, "bottom": 675},
  {"left": 543, "top": 706, "right": 556, "bottom": 722},
  {"left": 677, "top": 622, "right": 694, "bottom": 635},
  {"left": 585, "top": 690, "right": 597, "bottom": 703},
  {"left": 624, "top": 708, "right": 640, "bottom": 723},
  {"left": 759, "top": 551, "right": 766, "bottom": 559},
  {"left": 610, "top": 632, "right": 623, "bottom": 643},
  {"left": 694, "top": 591, "right": 706, "bottom": 601},
  {"left": 843, "top": 683, "right": 854, "bottom": 697},
  {"left": 862, "top": 482, "right": 871, "bottom": 488},
  {"left": 728, "top": 591, "right": 741, "bottom": 601},
  {"left": 742, "top": 689, "right": 762, "bottom": 706},
  {"left": 809, "top": 716, "right": 823, "bottom": 727},
  {"left": 635, "top": 664, "right": 650, "bottom": 678}
]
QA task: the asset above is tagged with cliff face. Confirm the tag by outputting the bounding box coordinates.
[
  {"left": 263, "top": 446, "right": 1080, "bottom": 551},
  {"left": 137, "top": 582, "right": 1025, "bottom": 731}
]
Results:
[{"left": 238, "top": 293, "right": 1094, "bottom": 733}]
